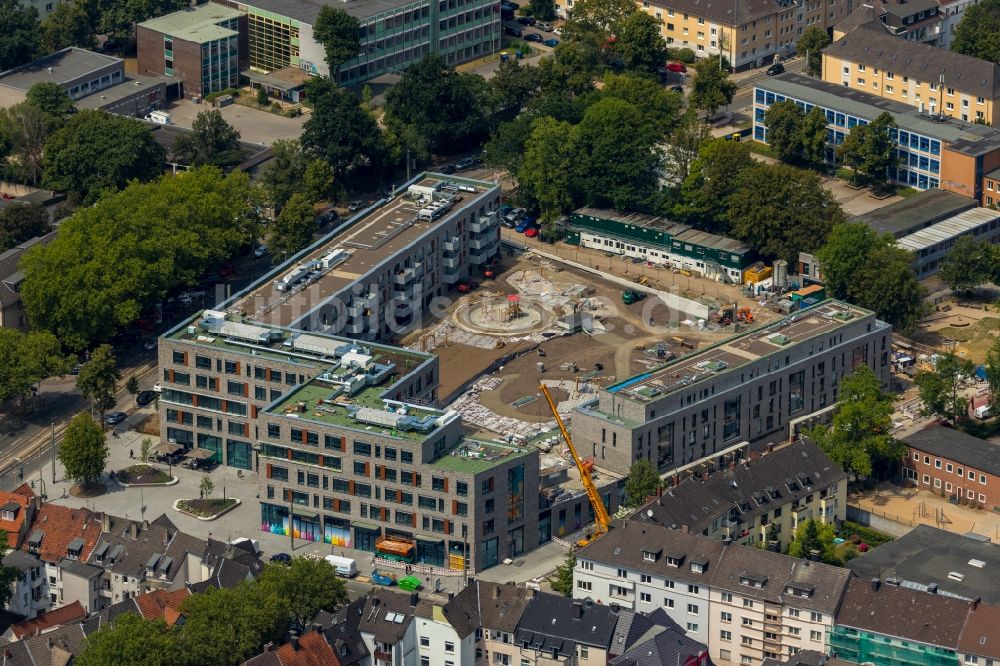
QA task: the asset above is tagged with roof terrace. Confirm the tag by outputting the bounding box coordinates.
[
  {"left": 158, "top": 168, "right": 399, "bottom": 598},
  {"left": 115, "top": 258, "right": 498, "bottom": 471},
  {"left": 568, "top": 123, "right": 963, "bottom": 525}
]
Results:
[{"left": 428, "top": 438, "right": 535, "bottom": 474}]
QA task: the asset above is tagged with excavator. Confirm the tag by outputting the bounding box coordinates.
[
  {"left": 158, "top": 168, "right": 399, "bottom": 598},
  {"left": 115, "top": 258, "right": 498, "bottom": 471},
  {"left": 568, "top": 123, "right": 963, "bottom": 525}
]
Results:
[{"left": 539, "top": 384, "right": 612, "bottom": 548}]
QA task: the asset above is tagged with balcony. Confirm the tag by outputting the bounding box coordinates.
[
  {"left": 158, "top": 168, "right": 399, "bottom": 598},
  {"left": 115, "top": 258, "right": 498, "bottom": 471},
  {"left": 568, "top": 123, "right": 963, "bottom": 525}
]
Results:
[
  {"left": 443, "top": 236, "right": 461, "bottom": 252},
  {"left": 442, "top": 256, "right": 459, "bottom": 269},
  {"left": 470, "top": 248, "right": 497, "bottom": 265},
  {"left": 393, "top": 268, "right": 415, "bottom": 285},
  {"left": 344, "top": 321, "right": 365, "bottom": 335},
  {"left": 471, "top": 217, "right": 497, "bottom": 233},
  {"left": 469, "top": 236, "right": 493, "bottom": 251},
  {"left": 443, "top": 270, "right": 461, "bottom": 284},
  {"left": 373, "top": 649, "right": 393, "bottom": 663}
]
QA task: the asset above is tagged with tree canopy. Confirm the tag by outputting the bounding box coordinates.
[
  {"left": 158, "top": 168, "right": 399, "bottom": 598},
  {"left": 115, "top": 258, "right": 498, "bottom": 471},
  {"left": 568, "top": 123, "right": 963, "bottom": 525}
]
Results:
[
  {"left": 42, "top": 110, "right": 165, "bottom": 203},
  {"left": 59, "top": 412, "right": 109, "bottom": 487},
  {"left": 551, "top": 550, "right": 576, "bottom": 596},
  {"left": 624, "top": 459, "right": 662, "bottom": 507},
  {"left": 916, "top": 353, "right": 976, "bottom": 423},
  {"left": 807, "top": 366, "right": 903, "bottom": 479},
  {"left": 564, "top": 0, "right": 635, "bottom": 33},
  {"left": 21, "top": 168, "right": 259, "bottom": 350},
  {"left": 951, "top": 0, "right": 1000, "bottom": 62},
  {"left": 764, "top": 100, "right": 805, "bottom": 162},
  {"left": 938, "top": 235, "right": 994, "bottom": 295},
  {"left": 0, "top": 203, "right": 50, "bottom": 252},
  {"left": 985, "top": 336, "right": 1000, "bottom": 417},
  {"left": 312, "top": 6, "right": 360, "bottom": 78},
  {"left": 613, "top": 11, "right": 668, "bottom": 74},
  {"left": 837, "top": 112, "right": 898, "bottom": 190},
  {"left": 76, "top": 613, "right": 179, "bottom": 666},
  {"left": 0, "top": 0, "right": 40, "bottom": 71},
  {"left": 0, "top": 329, "right": 72, "bottom": 405},
  {"left": 796, "top": 26, "right": 830, "bottom": 77},
  {"left": 268, "top": 192, "right": 316, "bottom": 260},
  {"left": 97, "top": 0, "right": 187, "bottom": 43},
  {"left": 301, "top": 85, "right": 386, "bottom": 182},
  {"left": 690, "top": 56, "right": 736, "bottom": 118},
  {"left": 788, "top": 519, "right": 839, "bottom": 563},
  {"left": 25, "top": 82, "right": 76, "bottom": 120},
  {"left": 0, "top": 102, "right": 55, "bottom": 185},
  {"left": 257, "top": 558, "right": 349, "bottom": 627},
  {"left": 41, "top": 0, "right": 97, "bottom": 53},
  {"left": 76, "top": 344, "right": 119, "bottom": 418},
  {"left": 261, "top": 139, "right": 309, "bottom": 212},
  {"left": 172, "top": 110, "right": 243, "bottom": 169}
]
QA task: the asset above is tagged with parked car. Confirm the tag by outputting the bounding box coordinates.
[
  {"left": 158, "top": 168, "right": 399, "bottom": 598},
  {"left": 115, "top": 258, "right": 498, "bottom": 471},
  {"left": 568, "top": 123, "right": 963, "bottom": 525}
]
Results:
[
  {"left": 524, "top": 32, "right": 542, "bottom": 42},
  {"left": 515, "top": 221, "right": 535, "bottom": 233},
  {"left": 504, "top": 207, "right": 525, "bottom": 222},
  {"left": 104, "top": 411, "right": 127, "bottom": 426},
  {"left": 543, "top": 38, "right": 559, "bottom": 47},
  {"left": 455, "top": 157, "right": 475, "bottom": 170},
  {"left": 269, "top": 553, "right": 292, "bottom": 565},
  {"left": 143, "top": 339, "right": 157, "bottom": 351},
  {"left": 136, "top": 390, "right": 157, "bottom": 406},
  {"left": 439, "top": 163, "right": 456, "bottom": 174},
  {"left": 504, "top": 25, "right": 522, "bottom": 37},
  {"left": 553, "top": 27, "right": 563, "bottom": 36},
  {"left": 348, "top": 200, "right": 363, "bottom": 212},
  {"left": 456, "top": 281, "right": 479, "bottom": 293},
  {"left": 766, "top": 62, "right": 785, "bottom": 76},
  {"left": 516, "top": 16, "right": 535, "bottom": 25},
  {"left": 537, "top": 21, "right": 553, "bottom": 31},
  {"left": 253, "top": 245, "right": 268, "bottom": 258},
  {"left": 524, "top": 227, "right": 539, "bottom": 238},
  {"left": 666, "top": 62, "right": 687, "bottom": 73}
]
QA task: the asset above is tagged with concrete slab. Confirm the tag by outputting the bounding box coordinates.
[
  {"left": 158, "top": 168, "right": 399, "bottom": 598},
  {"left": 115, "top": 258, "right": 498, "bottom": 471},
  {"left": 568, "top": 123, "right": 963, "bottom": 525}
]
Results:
[{"left": 164, "top": 98, "right": 306, "bottom": 146}]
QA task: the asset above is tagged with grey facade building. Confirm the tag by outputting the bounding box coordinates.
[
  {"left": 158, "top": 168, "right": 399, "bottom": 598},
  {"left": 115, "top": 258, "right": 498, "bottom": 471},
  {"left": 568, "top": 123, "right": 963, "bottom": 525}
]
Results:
[{"left": 570, "top": 300, "right": 892, "bottom": 476}]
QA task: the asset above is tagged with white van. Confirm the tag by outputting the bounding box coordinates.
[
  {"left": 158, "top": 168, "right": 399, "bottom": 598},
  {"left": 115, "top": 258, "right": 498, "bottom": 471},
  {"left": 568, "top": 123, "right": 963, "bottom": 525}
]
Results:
[
  {"left": 975, "top": 405, "right": 992, "bottom": 420},
  {"left": 325, "top": 554, "right": 358, "bottom": 578},
  {"left": 144, "top": 110, "right": 172, "bottom": 125}
]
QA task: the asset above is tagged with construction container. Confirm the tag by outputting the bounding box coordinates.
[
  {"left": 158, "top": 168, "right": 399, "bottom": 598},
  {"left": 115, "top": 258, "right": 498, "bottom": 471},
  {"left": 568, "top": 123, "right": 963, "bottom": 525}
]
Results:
[
  {"left": 773, "top": 259, "right": 788, "bottom": 289},
  {"left": 744, "top": 263, "right": 773, "bottom": 284},
  {"left": 790, "top": 284, "right": 825, "bottom": 302}
]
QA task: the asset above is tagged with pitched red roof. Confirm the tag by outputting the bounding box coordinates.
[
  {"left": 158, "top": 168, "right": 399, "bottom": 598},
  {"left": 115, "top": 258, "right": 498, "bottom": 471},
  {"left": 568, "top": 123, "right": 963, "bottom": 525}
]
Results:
[
  {"left": 276, "top": 631, "right": 340, "bottom": 666},
  {"left": 134, "top": 588, "right": 191, "bottom": 622},
  {"left": 9, "top": 601, "right": 86, "bottom": 639},
  {"left": 22, "top": 504, "right": 101, "bottom": 564},
  {"left": 958, "top": 603, "right": 1000, "bottom": 660},
  {"left": 0, "top": 484, "right": 34, "bottom": 546}
]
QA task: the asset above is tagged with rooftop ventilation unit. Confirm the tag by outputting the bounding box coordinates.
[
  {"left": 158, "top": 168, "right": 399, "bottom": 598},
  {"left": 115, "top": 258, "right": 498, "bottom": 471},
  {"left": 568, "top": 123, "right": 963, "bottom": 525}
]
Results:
[
  {"left": 767, "top": 334, "right": 791, "bottom": 346},
  {"left": 831, "top": 310, "right": 855, "bottom": 322}
]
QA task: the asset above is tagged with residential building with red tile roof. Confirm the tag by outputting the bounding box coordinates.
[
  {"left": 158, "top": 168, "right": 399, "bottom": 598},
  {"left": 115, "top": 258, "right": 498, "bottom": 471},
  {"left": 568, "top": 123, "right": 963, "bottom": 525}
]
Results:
[
  {"left": 0, "top": 484, "right": 36, "bottom": 550},
  {"left": 22, "top": 504, "right": 101, "bottom": 566},
  {"left": 243, "top": 631, "right": 341, "bottom": 666},
  {"left": 958, "top": 602, "right": 1000, "bottom": 666},
  {"left": 4, "top": 600, "right": 86, "bottom": 640},
  {"left": 133, "top": 587, "right": 191, "bottom": 623}
]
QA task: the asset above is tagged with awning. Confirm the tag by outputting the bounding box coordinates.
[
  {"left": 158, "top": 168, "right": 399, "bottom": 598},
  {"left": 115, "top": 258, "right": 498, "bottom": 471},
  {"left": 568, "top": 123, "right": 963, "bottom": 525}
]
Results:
[
  {"left": 291, "top": 509, "right": 319, "bottom": 520},
  {"left": 153, "top": 442, "right": 182, "bottom": 455},
  {"left": 185, "top": 449, "right": 215, "bottom": 460},
  {"left": 351, "top": 521, "right": 380, "bottom": 532},
  {"left": 415, "top": 536, "right": 444, "bottom": 544}
]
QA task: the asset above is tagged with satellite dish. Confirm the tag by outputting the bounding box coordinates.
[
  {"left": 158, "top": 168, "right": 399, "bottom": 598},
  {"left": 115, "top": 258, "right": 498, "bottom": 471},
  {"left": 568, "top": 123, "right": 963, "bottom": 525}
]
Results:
[{"left": 646, "top": 509, "right": 654, "bottom": 518}]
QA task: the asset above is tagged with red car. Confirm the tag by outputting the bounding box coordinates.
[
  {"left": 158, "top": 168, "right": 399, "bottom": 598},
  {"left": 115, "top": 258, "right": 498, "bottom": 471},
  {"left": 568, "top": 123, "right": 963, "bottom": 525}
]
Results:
[
  {"left": 666, "top": 62, "right": 687, "bottom": 73},
  {"left": 456, "top": 281, "right": 480, "bottom": 293},
  {"left": 524, "top": 227, "right": 539, "bottom": 238}
]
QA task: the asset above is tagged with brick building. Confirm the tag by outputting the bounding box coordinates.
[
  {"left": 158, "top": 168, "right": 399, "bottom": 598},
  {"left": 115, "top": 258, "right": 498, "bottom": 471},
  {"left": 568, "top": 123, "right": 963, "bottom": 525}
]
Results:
[{"left": 902, "top": 425, "right": 1000, "bottom": 509}]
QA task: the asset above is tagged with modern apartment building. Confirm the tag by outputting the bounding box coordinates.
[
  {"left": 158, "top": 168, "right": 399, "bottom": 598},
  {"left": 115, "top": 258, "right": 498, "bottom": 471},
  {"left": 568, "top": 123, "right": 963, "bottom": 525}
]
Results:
[
  {"left": 564, "top": 208, "right": 752, "bottom": 284},
  {"left": 822, "top": 23, "right": 1000, "bottom": 124},
  {"left": 553, "top": 0, "right": 854, "bottom": 70},
  {"left": 754, "top": 73, "right": 1000, "bottom": 198},
  {"left": 230, "top": 174, "right": 501, "bottom": 339},
  {"left": 223, "top": 0, "right": 500, "bottom": 87},
  {"left": 573, "top": 520, "right": 852, "bottom": 664},
  {"left": 570, "top": 300, "right": 891, "bottom": 476},
  {"left": 137, "top": 3, "right": 248, "bottom": 98},
  {"left": 636, "top": 439, "right": 848, "bottom": 552}
]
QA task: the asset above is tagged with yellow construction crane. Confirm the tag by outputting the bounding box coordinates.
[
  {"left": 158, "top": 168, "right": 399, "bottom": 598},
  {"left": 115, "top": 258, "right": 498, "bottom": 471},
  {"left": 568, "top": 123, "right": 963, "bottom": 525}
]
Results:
[{"left": 539, "top": 384, "right": 611, "bottom": 547}]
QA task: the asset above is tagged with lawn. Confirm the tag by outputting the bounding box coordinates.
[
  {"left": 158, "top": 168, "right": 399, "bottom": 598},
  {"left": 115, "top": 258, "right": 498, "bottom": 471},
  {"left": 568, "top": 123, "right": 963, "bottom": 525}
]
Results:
[
  {"left": 117, "top": 464, "right": 172, "bottom": 485},
  {"left": 746, "top": 140, "right": 778, "bottom": 159},
  {"left": 176, "top": 498, "right": 238, "bottom": 518},
  {"left": 833, "top": 521, "right": 894, "bottom": 562}
]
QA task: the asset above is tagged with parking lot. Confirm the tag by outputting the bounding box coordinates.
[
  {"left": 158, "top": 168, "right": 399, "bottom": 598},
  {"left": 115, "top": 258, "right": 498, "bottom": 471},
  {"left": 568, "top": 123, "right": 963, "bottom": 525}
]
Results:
[{"left": 164, "top": 96, "right": 307, "bottom": 145}]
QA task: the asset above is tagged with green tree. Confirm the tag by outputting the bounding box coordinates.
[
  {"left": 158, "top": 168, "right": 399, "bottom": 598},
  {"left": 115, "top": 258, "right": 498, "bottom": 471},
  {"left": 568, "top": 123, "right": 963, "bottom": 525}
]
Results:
[
  {"left": 269, "top": 193, "right": 315, "bottom": 259},
  {"left": 624, "top": 459, "right": 662, "bottom": 507},
  {"left": 487, "top": 59, "right": 540, "bottom": 122},
  {"left": 836, "top": 122, "right": 867, "bottom": 185},
  {"left": 839, "top": 112, "right": 897, "bottom": 190},
  {"left": 0, "top": 531, "right": 21, "bottom": 608},
  {"left": 0, "top": 203, "right": 50, "bottom": 252},
  {"left": 483, "top": 115, "right": 535, "bottom": 177},
  {"left": 788, "top": 519, "right": 838, "bottom": 563},
  {"left": 725, "top": 163, "right": 841, "bottom": 262},
  {"left": 200, "top": 475, "right": 214, "bottom": 499},
  {"left": 518, "top": 117, "right": 576, "bottom": 218},
  {"left": 77, "top": 344, "right": 119, "bottom": 418},
  {"left": 817, "top": 223, "right": 882, "bottom": 300},
  {"left": 25, "top": 82, "right": 76, "bottom": 120},
  {"left": 807, "top": 366, "right": 903, "bottom": 479},
  {"left": 0, "top": 102, "right": 55, "bottom": 185},
  {"left": 0, "top": 0, "right": 40, "bottom": 71},
  {"left": 384, "top": 55, "right": 487, "bottom": 154},
  {"left": 916, "top": 353, "right": 976, "bottom": 423},
  {"left": 125, "top": 375, "right": 139, "bottom": 407},
  {"left": 172, "top": 109, "right": 243, "bottom": 169},
  {"left": 312, "top": 6, "right": 361, "bottom": 79},
  {"left": 529, "top": 0, "right": 556, "bottom": 21},
  {"left": 261, "top": 139, "right": 309, "bottom": 211},
  {"left": 985, "top": 336, "right": 1000, "bottom": 417},
  {"left": 256, "top": 85, "right": 268, "bottom": 106},
  {"left": 41, "top": 0, "right": 96, "bottom": 52},
  {"left": 259, "top": 557, "right": 349, "bottom": 626},
  {"left": 952, "top": 0, "right": 1000, "bottom": 62},
  {"left": 938, "top": 235, "right": 993, "bottom": 295},
  {"left": 140, "top": 437, "right": 152, "bottom": 463},
  {"left": 601, "top": 73, "right": 682, "bottom": 137},
  {"left": 0, "top": 329, "right": 72, "bottom": 406},
  {"left": 564, "top": 0, "right": 635, "bottom": 32},
  {"left": 59, "top": 412, "right": 109, "bottom": 487},
  {"left": 796, "top": 26, "right": 830, "bottom": 77},
  {"left": 551, "top": 550, "right": 576, "bottom": 597},
  {"left": 76, "top": 613, "right": 179, "bottom": 666},
  {"left": 764, "top": 99, "right": 805, "bottom": 162},
  {"left": 302, "top": 87, "right": 386, "bottom": 182},
  {"left": 661, "top": 110, "right": 712, "bottom": 185},
  {"left": 97, "top": 0, "right": 187, "bottom": 43},
  {"left": 676, "top": 138, "right": 754, "bottom": 229},
  {"left": 42, "top": 110, "right": 165, "bottom": 203},
  {"left": 177, "top": 584, "right": 289, "bottom": 666},
  {"left": 690, "top": 56, "right": 736, "bottom": 118},
  {"left": 614, "top": 11, "right": 668, "bottom": 74},
  {"left": 303, "top": 158, "right": 336, "bottom": 204},
  {"left": 800, "top": 106, "right": 830, "bottom": 166}
]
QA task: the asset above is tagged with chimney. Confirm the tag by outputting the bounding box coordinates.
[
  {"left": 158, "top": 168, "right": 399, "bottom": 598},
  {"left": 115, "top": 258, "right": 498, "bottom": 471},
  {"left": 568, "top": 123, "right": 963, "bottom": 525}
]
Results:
[
  {"left": 290, "top": 636, "right": 300, "bottom": 651},
  {"left": 722, "top": 537, "right": 732, "bottom": 546},
  {"left": 101, "top": 513, "right": 110, "bottom": 533},
  {"left": 447, "top": 592, "right": 454, "bottom": 601},
  {"left": 264, "top": 642, "right": 277, "bottom": 652},
  {"left": 928, "top": 583, "right": 938, "bottom": 594},
  {"left": 870, "top": 578, "right": 880, "bottom": 592},
  {"left": 572, "top": 601, "right": 584, "bottom": 617},
  {"left": 163, "top": 529, "right": 170, "bottom": 546},
  {"left": 493, "top": 586, "right": 501, "bottom": 599},
  {"left": 681, "top": 525, "right": 689, "bottom": 534},
  {"left": 410, "top": 592, "right": 418, "bottom": 607},
  {"left": 142, "top": 519, "right": 149, "bottom": 531},
  {"left": 130, "top": 523, "right": 139, "bottom": 539},
  {"left": 767, "top": 443, "right": 774, "bottom": 453},
  {"left": 973, "top": 597, "right": 981, "bottom": 610}
]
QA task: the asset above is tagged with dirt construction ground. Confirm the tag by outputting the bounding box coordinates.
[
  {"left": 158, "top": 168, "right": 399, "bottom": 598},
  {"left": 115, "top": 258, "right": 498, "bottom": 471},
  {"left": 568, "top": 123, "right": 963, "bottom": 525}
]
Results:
[
  {"left": 852, "top": 482, "right": 1000, "bottom": 540},
  {"left": 910, "top": 290, "right": 1000, "bottom": 364}
]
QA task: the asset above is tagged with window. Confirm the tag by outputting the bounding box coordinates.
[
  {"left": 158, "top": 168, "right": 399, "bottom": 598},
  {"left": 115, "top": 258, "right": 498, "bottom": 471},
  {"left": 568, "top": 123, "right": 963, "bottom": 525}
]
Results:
[
  {"left": 721, "top": 592, "right": 732, "bottom": 602},
  {"left": 721, "top": 630, "right": 732, "bottom": 640},
  {"left": 640, "top": 592, "right": 652, "bottom": 603},
  {"left": 810, "top": 630, "right": 822, "bottom": 641},
  {"left": 742, "top": 637, "right": 753, "bottom": 646},
  {"left": 354, "top": 441, "right": 371, "bottom": 456},
  {"left": 935, "top": 459, "right": 942, "bottom": 469},
  {"left": 742, "top": 657, "right": 753, "bottom": 665},
  {"left": 687, "top": 622, "right": 698, "bottom": 632},
  {"left": 743, "top": 598, "right": 754, "bottom": 608},
  {"left": 810, "top": 612, "right": 823, "bottom": 622},
  {"left": 445, "top": 642, "right": 454, "bottom": 653},
  {"left": 688, "top": 584, "right": 699, "bottom": 594},
  {"left": 420, "top": 637, "right": 429, "bottom": 647},
  {"left": 688, "top": 603, "right": 699, "bottom": 614},
  {"left": 578, "top": 580, "right": 592, "bottom": 591},
  {"left": 946, "top": 463, "right": 953, "bottom": 472},
  {"left": 742, "top": 617, "right": 753, "bottom": 626},
  {"left": 721, "top": 611, "right": 732, "bottom": 622},
  {"left": 787, "top": 608, "right": 800, "bottom": 618}
]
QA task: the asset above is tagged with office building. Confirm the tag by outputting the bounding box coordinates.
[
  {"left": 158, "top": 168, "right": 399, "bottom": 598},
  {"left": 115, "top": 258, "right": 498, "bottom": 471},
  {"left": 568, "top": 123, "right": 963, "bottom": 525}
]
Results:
[
  {"left": 822, "top": 23, "right": 1000, "bottom": 124},
  {"left": 226, "top": 0, "right": 500, "bottom": 87},
  {"left": 573, "top": 520, "right": 851, "bottom": 663},
  {"left": 754, "top": 73, "right": 1000, "bottom": 199},
  {"left": 564, "top": 208, "right": 752, "bottom": 284},
  {"left": 846, "top": 524, "right": 1000, "bottom": 605},
  {"left": 229, "top": 174, "right": 501, "bottom": 339},
  {"left": 636, "top": 439, "right": 848, "bottom": 552},
  {"left": 137, "top": 3, "right": 248, "bottom": 98},
  {"left": 0, "top": 48, "right": 171, "bottom": 116},
  {"left": 570, "top": 300, "right": 891, "bottom": 476}
]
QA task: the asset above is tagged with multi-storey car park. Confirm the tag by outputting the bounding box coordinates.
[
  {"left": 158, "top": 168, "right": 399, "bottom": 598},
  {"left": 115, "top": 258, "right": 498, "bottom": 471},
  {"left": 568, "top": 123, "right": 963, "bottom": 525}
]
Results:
[
  {"left": 231, "top": 173, "right": 500, "bottom": 340},
  {"left": 569, "top": 301, "right": 892, "bottom": 476}
]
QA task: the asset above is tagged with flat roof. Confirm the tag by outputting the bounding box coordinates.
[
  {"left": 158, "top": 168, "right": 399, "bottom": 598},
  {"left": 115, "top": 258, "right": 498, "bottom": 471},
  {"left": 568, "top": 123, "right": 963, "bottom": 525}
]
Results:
[
  {"left": 243, "top": 67, "right": 311, "bottom": 91},
  {"left": 0, "top": 48, "right": 121, "bottom": 92},
  {"left": 904, "top": 425, "right": 1000, "bottom": 477},
  {"left": 604, "top": 301, "right": 877, "bottom": 403},
  {"left": 138, "top": 3, "right": 243, "bottom": 42},
  {"left": 757, "top": 74, "right": 1000, "bottom": 151},
  {"left": 74, "top": 74, "right": 173, "bottom": 109},
  {"left": 571, "top": 207, "right": 750, "bottom": 255},
  {"left": 897, "top": 207, "right": 1000, "bottom": 252},
  {"left": 428, "top": 439, "right": 534, "bottom": 473},
  {"left": 234, "top": 174, "right": 496, "bottom": 328},
  {"left": 856, "top": 189, "right": 978, "bottom": 237},
  {"left": 237, "top": 0, "right": 424, "bottom": 25}
]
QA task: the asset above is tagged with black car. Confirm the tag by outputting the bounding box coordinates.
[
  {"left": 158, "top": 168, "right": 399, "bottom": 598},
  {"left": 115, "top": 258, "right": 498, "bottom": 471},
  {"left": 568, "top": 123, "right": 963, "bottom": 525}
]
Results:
[
  {"left": 136, "top": 390, "right": 157, "bottom": 406},
  {"left": 766, "top": 62, "right": 785, "bottom": 76},
  {"left": 516, "top": 16, "right": 535, "bottom": 25},
  {"left": 504, "top": 25, "right": 522, "bottom": 37},
  {"left": 269, "top": 553, "right": 292, "bottom": 565},
  {"left": 439, "top": 164, "right": 456, "bottom": 174},
  {"left": 524, "top": 32, "right": 543, "bottom": 42}
]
